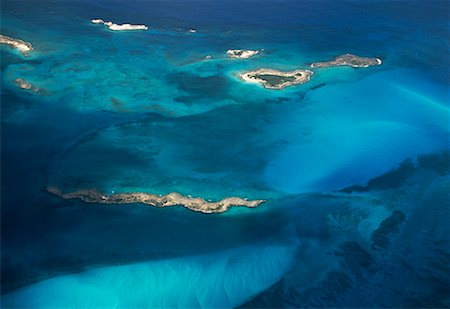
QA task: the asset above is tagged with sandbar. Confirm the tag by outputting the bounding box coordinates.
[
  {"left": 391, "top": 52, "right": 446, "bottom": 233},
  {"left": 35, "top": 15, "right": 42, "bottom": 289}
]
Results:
[
  {"left": 227, "top": 49, "right": 259, "bottom": 59},
  {"left": 91, "top": 19, "right": 148, "bottom": 31},
  {"left": 47, "top": 187, "right": 265, "bottom": 214},
  {"left": 0, "top": 35, "right": 33, "bottom": 56},
  {"left": 240, "top": 68, "right": 313, "bottom": 90},
  {"left": 311, "top": 54, "right": 382, "bottom": 68}
]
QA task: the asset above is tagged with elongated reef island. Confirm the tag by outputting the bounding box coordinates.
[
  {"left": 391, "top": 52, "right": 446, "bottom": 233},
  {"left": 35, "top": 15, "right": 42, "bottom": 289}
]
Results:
[
  {"left": 0, "top": 34, "right": 33, "bottom": 56},
  {"left": 240, "top": 68, "right": 313, "bottom": 90},
  {"left": 47, "top": 187, "right": 265, "bottom": 214},
  {"left": 91, "top": 19, "right": 148, "bottom": 31},
  {"left": 227, "top": 49, "right": 259, "bottom": 59},
  {"left": 311, "top": 54, "right": 382, "bottom": 68}
]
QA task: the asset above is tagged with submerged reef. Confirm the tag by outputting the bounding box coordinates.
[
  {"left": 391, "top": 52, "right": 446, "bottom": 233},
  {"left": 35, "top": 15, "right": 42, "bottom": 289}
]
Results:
[
  {"left": 240, "top": 68, "right": 313, "bottom": 90},
  {"left": 91, "top": 19, "right": 148, "bottom": 31},
  {"left": 311, "top": 54, "right": 382, "bottom": 68},
  {"left": 0, "top": 34, "right": 33, "bottom": 56},
  {"left": 47, "top": 187, "right": 265, "bottom": 214},
  {"left": 227, "top": 49, "right": 259, "bottom": 59}
]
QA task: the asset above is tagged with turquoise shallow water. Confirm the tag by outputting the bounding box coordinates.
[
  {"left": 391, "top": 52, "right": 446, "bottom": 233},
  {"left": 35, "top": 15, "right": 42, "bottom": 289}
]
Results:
[
  {"left": 2, "top": 242, "right": 298, "bottom": 308},
  {"left": 47, "top": 68, "right": 448, "bottom": 198},
  {"left": 264, "top": 69, "right": 449, "bottom": 193},
  {"left": 1, "top": 0, "right": 449, "bottom": 307}
]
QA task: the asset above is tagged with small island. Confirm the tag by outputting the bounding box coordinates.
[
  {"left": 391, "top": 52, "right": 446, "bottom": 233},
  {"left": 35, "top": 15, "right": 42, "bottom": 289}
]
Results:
[
  {"left": 0, "top": 34, "right": 33, "bottom": 56},
  {"left": 47, "top": 187, "right": 265, "bottom": 214},
  {"left": 227, "top": 49, "right": 259, "bottom": 59},
  {"left": 240, "top": 68, "right": 313, "bottom": 90},
  {"left": 91, "top": 19, "right": 148, "bottom": 31},
  {"left": 14, "top": 78, "right": 41, "bottom": 93},
  {"left": 311, "top": 54, "right": 382, "bottom": 68}
]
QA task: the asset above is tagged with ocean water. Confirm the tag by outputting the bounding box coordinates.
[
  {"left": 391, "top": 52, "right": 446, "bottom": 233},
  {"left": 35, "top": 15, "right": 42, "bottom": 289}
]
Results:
[{"left": 1, "top": 0, "right": 449, "bottom": 308}]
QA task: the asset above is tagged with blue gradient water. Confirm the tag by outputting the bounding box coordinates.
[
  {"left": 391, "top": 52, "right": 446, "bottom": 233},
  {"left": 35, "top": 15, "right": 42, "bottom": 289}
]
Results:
[
  {"left": 2, "top": 242, "right": 299, "bottom": 308},
  {"left": 1, "top": 0, "right": 449, "bottom": 308}
]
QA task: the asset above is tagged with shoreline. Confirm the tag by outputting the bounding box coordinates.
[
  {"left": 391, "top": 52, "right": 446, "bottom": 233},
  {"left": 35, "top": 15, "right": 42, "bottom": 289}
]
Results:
[
  {"left": 47, "top": 187, "right": 266, "bottom": 214},
  {"left": 237, "top": 54, "right": 381, "bottom": 90},
  {"left": 311, "top": 54, "right": 382, "bottom": 68},
  {"left": 14, "top": 78, "right": 42, "bottom": 93},
  {"left": 0, "top": 34, "right": 33, "bottom": 56},
  {"left": 239, "top": 68, "right": 313, "bottom": 90},
  {"left": 91, "top": 19, "right": 148, "bottom": 31},
  {"left": 227, "top": 49, "right": 259, "bottom": 59}
]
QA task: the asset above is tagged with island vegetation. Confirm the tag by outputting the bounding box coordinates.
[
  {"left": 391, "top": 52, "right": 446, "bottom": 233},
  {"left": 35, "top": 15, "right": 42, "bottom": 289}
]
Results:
[
  {"left": 311, "top": 54, "right": 382, "bottom": 68},
  {"left": 240, "top": 68, "right": 313, "bottom": 90},
  {"left": 239, "top": 54, "right": 381, "bottom": 90}
]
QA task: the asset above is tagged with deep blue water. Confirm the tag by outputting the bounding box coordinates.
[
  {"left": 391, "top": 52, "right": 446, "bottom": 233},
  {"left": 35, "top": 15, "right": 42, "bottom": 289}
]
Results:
[{"left": 1, "top": 0, "right": 449, "bottom": 308}]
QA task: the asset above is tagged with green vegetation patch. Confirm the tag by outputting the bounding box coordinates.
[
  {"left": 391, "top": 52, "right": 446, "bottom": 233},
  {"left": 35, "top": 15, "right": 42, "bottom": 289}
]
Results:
[{"left": 252, "top": 74, "right": 296, "bottom": 86}]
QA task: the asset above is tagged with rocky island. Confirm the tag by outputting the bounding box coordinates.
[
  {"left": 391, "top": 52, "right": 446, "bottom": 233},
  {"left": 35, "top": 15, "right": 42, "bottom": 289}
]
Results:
[
  {"left": 0, "top": 34, "right": 33, "bottom": 56},
  {"left": 14, "top": 78, "right": 41, "bottom": 93},
  {"left": 227, "top": 49, "right": 259, "bottom": 59},
  {"left": 240, "top": 68, "right": 313, "bottom": 90},
  {"left": 311, "top": 54, "right": 382, "bottom": 68},
  {"left": 91, "top": 19, "right": 148, "bottom": 31},
  {"left": 47, "top": 187, "right": 265, "bottom": 214}
]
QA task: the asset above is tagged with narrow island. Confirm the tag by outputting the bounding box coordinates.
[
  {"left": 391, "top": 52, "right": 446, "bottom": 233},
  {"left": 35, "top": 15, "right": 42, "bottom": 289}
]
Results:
[
  {"left": 91, "top": 19, "right": 148, "bottom": 31},
  {"left": 310, "top": 54, "right": 382, "bottom": 68},
  {"left": 14, "top": 78, "right": 42, "bottom": 93},
  {"left": 240, "top": 68, "right": 313, "bottom": 90},
  {"left": 47, "top": 187, "right": 265, "bottom": 214},
  {"left": 227, "top": 49, "right": 259, "bottom": 59},
  {"left": 0, "top": 34, "right": 33, "bottom": 56}
]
